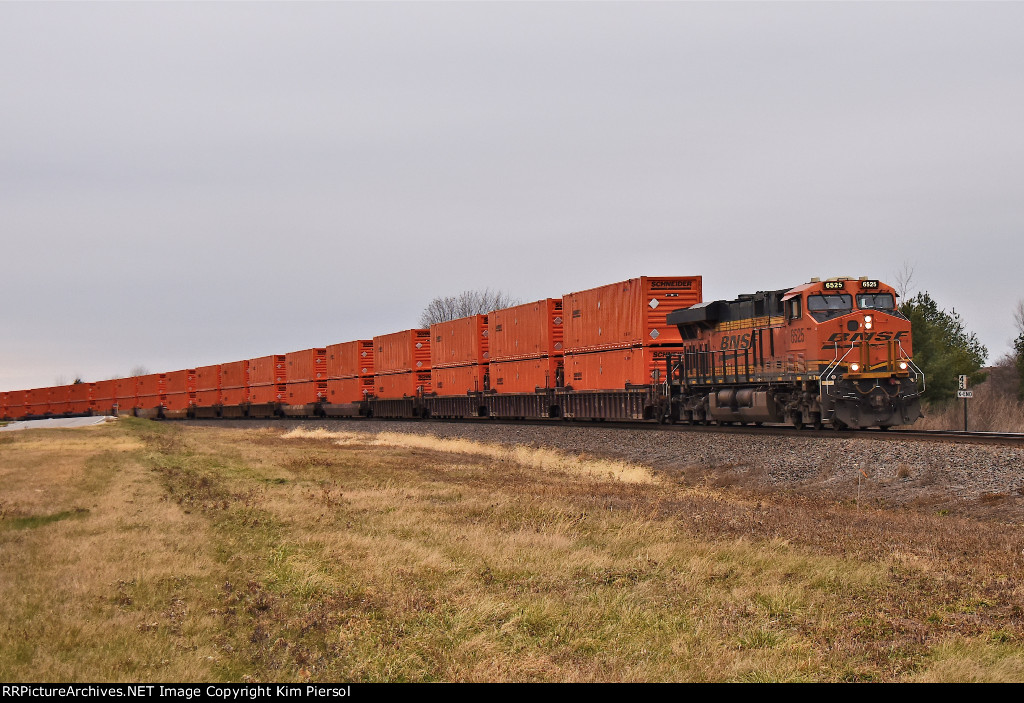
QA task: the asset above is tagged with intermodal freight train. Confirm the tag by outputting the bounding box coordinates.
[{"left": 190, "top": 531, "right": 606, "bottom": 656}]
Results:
[{"left": 0, "top": 275, "right": 924, "bottom": 430}]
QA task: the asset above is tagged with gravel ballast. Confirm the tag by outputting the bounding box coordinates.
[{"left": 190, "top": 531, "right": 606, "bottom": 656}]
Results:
[{"left": 195, "top": 419, "right": 1024, "bottom": 522}]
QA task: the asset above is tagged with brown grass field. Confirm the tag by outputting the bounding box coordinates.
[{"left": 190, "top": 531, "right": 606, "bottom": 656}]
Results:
[{"left": 1, "top": 417, "right": 1022, "bottom": 682}]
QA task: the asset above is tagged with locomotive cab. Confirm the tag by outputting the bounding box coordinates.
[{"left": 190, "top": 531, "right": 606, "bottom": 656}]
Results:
[{"left": 667, "top": 277, "right": 923, "bottom": 429}]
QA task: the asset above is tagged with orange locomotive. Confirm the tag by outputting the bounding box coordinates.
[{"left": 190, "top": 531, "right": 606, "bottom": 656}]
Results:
[{"left": 666, "top": 276, "right": 924, "bottom": 429}]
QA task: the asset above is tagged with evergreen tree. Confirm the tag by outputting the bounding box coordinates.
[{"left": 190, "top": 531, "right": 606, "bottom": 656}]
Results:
[
  {"left": 1014, "top": 332, "right": 1024, "bottom": 400},
  {"left": 899, "top": 292, "right": 987, "bottom": 403}
]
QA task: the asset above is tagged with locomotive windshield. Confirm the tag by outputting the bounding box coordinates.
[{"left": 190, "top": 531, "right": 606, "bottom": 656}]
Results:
[
  {"left": 856, "top": 293, "right": 895, "bottom": 310},
  {"left": 806, "top": 293, "right": 853, "bottom": 321}
]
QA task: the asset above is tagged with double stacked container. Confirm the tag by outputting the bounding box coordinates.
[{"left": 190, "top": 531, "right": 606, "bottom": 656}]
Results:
[
  {"left": 4, "top": 390, "right": 26, "bottom": 420},
  {"left": 325, "top": 340, "right": 374, "bottom": 408},
  {"left": 194, "top": 365, "right": 222, "bottom": 408},
  {"left": 428, "top": 315, "right": 489, "bottom": 417},
  {"left": 115, "top": 377, "right": 138, "bottom": 415},
  {"left": 561, "top": 276, "right": 702, "bottom": 390},
  {"left": 47, "top": 385, "right": 71, "bottom": 416},
  {"left": 163, "top": 369, "right": 196, "bottom": 416},
  {"left": 220, "top": 360, "right": 249, "bottom": 415},
  {"left": 248, "top": 355, "right": 287, "bottom": 414},
  {"left": 373, "top": 330, "right": 431, "bottom": 416},
  {"left": 69, "top": 382, "right": 93, "bottom": 415},
  {"left": 487, "top": 298, "right": 564, "bottom": 394},
  {"left": 136, "top": 373, "right": 166, "bottom": 418},
  {"left": 25, "top": 387, "right": 48, "bottom": 417},
  {"left": 285, "top": 348, "right": 328, "bottom": 410},
  {"left": 430, "top": 314, "right": 489, "bottom": 394},
  {"left": 92, "top": 380, "right": 118, "bottom": 416},
  {"left": 481, "top": 298, "right": 564, "bottom": 418}
]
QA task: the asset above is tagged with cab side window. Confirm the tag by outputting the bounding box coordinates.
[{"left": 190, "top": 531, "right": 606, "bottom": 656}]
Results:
[{"left": 787, "top": 297, "right": 802, "bottom": 321}]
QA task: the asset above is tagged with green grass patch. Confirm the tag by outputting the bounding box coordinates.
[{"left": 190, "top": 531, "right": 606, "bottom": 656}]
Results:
[{"left": 1, "top": 507, "right": 90, "bottom": 531}]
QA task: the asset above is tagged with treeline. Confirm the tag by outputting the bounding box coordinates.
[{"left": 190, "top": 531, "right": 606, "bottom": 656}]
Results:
[{"left": 902, "top": 293, "right": 1024, "bottom": 403}]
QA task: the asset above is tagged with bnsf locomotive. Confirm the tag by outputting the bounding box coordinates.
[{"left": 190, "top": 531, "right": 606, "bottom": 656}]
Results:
[
  {"left": 0, "top": 275, "right": 923, "bottom": 430},
  {"left": 665, "top": 276, "right": 923, "bottom": 430}
]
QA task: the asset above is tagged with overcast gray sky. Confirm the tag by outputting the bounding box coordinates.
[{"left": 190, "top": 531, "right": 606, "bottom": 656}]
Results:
[{"left": 2, "top": 2, "right": 1022, "bottom": 391}]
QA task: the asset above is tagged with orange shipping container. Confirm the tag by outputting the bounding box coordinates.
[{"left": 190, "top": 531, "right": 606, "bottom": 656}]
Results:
[
  {"left": 195, "top": 365, "right": 221, "bottom": 392},
  {"left": 137, "top": 394, "right": 164, "bottom": 411},
  {"left": 249, "top": 355, "right": 286, "bottom": 386},
  {"left": 194, "top": 365, "right": 221, "bottom": 407},
  {"left": 136, "top": 373, "right": 165, "bottom": 397},
  {"left": 488, "top": 298, "right": 563, "bottom": 361},
  {"left": 26, "top": 387, "right": 49, "bottom": 415},
  {"left": 430, "top": 315, "right": 489, "bottom": 368},
  {"left": 163, "top": 392, "right": 193, "bottom": 412},
  {"left": 91, "top": 381, "right": 117, "bottom": 415},
  {"left": 69, "top": 383, "right": 92, "bottom": 414},
  {"left": 249, "top": 384, "right": 287, "bottom": 404},
  {"left": 489, "top": 357, "right": 562, "bottom": 394},
  {"left": 326, "top": 340, "right": 374, "bottom": 378},
  {"left": 92, "top": 380, "right": 116, "bottom": 401},
  {"left": 48, "top": 385, "right": 72, "bottom": 415},
  {"left": 164, "top": 369, "right": 196, "bottom": 395},
  {"left": 116, "top": 378, "right": 137, "bottom": 410},
  {"left": 431, "top": 364, "right": 488, "bottom": 395},
  {"left": 6, "top": 390, "right": 28, "bottom": 418},
  {"left": 221, "top": 387, "right": 249, "bottom": 406},
  {"left": 286, "top": 348, "right": 327, "bottom": 383},
  {"left": 562, "top": 276, "right": 702, "bottom": 353},
  {"left": 374, "top": 330, "right": 431, "bottom": 375},
  {"left": 286, "top": 381, "right": 328, "bottom": 405},
  {"left": 374, "top": 371, "right": 432, "bottom": 398},
  {"left": 564, "top": 347, "right": 677, "bottom": 391},
  {"left": 325, "top": 376, "right": 374, "bottom": 404},
  {"left": 222, "top": 360, "right": 249, "bottom": 389}
]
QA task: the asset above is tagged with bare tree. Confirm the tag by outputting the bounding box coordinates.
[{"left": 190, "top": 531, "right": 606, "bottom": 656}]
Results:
[
  {"left": 419, "top": 289, "right": 521, "bottom": 328},
  {"left": 892, "top": 260, "right": 916, "bottom": 300},
  {"left": 129, "top": 365, "right": 149, "bottom": 377},
  {"left": 1014, "top": 299, "right": 1024, "bottom": 338}
]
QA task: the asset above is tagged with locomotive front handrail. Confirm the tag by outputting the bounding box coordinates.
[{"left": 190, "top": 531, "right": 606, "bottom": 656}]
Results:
[
  {"left": 819, "top": 342, "right": 855, "bottom": 395},
  {"left": 897, "top": 340, "right": 926, "bottom": 392}
]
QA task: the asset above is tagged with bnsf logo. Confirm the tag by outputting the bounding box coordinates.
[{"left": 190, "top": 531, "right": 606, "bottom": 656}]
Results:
[
  {"left": 651, "top": 280, "right": 694, "bottom": 289},
  {"left": 720, "top": 334, "right": 752, "bottom": 350},
  {"left": 822, "top": 331, "right": 907, "bottom": 347}
]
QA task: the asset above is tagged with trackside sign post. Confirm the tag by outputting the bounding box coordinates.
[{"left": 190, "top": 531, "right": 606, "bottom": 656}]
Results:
[{"left": 958, "top": 375, "right": 972, "bottom": 431}]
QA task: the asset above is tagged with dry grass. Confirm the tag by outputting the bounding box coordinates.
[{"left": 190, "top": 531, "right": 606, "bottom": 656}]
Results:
[
  {"left": 2, "top": 418, "right": 1023, "bottom": 682},
  {"left": 915, "top": 384, "right": 1024, "bottom": 432}
]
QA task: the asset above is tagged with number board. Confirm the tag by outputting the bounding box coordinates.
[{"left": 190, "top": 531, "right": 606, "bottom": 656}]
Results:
[
  {"left": 823, "top": 281, "right": 845, "bottom": 290},
  {"left": 860, "top": 280, "right": 880, "bottom": 289}
]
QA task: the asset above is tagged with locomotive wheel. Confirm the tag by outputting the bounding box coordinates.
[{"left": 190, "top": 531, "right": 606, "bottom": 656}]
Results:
[
  {"left": 810, "top": 412, "right": 823, "bottom": 431},
  {"left": 789, "top": 413, "right": 803, "bottom": 430}
]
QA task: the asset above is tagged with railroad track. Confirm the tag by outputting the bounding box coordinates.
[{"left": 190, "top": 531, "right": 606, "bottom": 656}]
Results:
[{"left": 178, "top": 416, "right": 1024, "bottom": 446}]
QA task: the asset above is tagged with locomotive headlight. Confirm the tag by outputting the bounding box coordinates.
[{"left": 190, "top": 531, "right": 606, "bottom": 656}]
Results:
[
  {"left": 850, "top": 363, "right": 861, "bottom": 373},
  {"left": 864, "top": 315, "right": 873, "bottom": 330},
  {"left": 899, "top": 361, "right": 908, "bottom": 370}
]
